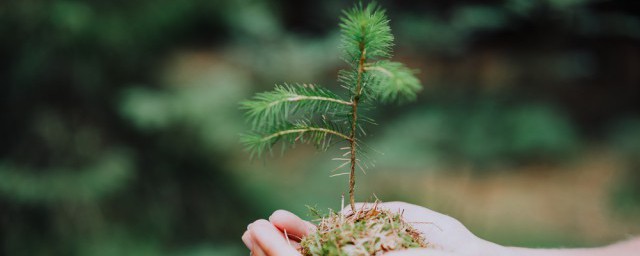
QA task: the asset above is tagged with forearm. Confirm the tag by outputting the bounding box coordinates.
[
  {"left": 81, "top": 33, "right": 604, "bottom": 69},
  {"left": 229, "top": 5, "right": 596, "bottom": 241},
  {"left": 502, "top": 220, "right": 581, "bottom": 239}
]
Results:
[
  {"left": 487, "top": 237, "right": 640, "bottom": 256},
  {"left": 499, "top": 246, "right": 607, "bottom": 256}
]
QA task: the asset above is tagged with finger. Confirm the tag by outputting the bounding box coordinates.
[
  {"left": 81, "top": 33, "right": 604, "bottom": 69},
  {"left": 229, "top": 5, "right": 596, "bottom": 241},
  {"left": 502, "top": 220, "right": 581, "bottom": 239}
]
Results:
[
  {"left": 242, "top": 230, "right": 253, "bottom": 250},
  {"left": 385, "top": 249, "right": 459, "bottom": 256},
  {"left": 249, "top": 219, "right": 301, "bottom": 256},
  {"left": 269, "top": 210, "right": 316, "bottom": 240},
  {"left": 251, "top": 243, "right": 267, "bottom": 256},
  {"left": 248, "top": 227, "right": 269, "bottom": 256}
]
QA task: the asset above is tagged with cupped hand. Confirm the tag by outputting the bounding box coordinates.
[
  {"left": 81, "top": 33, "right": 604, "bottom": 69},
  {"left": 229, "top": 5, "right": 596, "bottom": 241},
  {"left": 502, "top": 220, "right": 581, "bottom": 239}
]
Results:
[
  {"left": 345, "top": 202, "right": 500, "bottom": 256},
  {"left": 242, "top": 202, "right": 500, "bottom": 256}
]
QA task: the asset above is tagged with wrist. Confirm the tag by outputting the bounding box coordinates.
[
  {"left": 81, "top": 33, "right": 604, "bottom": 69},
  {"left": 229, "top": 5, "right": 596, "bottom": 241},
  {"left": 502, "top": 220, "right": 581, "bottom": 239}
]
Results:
[
  {"left": 476, "top": 240, "right": 509, "bottom": 256},
  {"left": 455, "top": 236, "right": 508, "bottom": 256},
  {"left": 485, "top": 244, "right": 612, "bottom": 256}
]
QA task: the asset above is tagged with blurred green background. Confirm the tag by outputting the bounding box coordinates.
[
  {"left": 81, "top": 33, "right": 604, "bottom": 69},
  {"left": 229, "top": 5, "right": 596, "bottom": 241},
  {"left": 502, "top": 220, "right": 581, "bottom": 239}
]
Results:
[{"left": 1, "top": 0, "right": 640, "bottom": 255}]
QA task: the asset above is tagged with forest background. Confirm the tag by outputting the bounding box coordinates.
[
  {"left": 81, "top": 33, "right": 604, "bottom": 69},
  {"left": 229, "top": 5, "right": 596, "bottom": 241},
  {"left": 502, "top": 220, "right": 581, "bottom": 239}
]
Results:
[{"left": 1, "top": 0, "right": 640, "bottom": 255}]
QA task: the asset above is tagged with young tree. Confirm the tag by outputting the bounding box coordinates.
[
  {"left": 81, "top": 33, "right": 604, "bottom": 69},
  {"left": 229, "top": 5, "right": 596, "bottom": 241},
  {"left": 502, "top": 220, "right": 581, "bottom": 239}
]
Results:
[{"left": 241, "top": 2, "right": 421, "bottom": 212}]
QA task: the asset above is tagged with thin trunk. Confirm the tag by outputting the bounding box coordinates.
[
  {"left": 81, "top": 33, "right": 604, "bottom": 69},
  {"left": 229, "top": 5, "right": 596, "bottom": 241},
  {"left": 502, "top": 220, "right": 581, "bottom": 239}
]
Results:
[{"left": 349, "top": 42, "right": 366, "bottom": 212}]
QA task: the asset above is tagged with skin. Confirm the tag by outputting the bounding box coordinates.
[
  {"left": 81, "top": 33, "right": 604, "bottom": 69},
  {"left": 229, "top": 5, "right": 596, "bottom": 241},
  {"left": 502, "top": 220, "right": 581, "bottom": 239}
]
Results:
[{"left": 242, "top": 202, "right": 640, "bottom": 256}]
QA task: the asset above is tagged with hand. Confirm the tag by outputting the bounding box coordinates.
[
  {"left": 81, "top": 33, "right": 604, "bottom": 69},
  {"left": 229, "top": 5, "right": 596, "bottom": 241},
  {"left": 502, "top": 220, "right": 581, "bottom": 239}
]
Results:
[
  {"left": 347, "top": 202, "right": 500, "bottom": 256},
  {"left": 348, "top": 202, "right": 640, "bottom": 256},
  {"left": 242, "top": 202, "right": 499, "bottom": 256},
  {"left": 242, "top": 210, "right": 315, "bottom": 256}
]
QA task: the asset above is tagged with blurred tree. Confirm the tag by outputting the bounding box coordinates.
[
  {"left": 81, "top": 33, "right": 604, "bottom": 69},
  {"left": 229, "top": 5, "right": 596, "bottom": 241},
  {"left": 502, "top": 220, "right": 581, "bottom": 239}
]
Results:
[{"left": 0, "top": 0, "right": 264, "bottom": 255}]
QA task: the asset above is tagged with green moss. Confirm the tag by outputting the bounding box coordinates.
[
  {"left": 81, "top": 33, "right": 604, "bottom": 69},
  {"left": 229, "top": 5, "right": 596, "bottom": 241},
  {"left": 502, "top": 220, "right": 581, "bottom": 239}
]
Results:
[{"left": 300, "top": 205, "right": 427, "bottom": 256}]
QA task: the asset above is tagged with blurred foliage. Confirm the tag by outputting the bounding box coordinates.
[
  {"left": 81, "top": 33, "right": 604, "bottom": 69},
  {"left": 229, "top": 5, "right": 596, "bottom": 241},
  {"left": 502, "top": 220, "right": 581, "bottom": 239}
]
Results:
[
  {"left": 119, "top": 65, "right": 249, "bottom": 152},
  {"left": 373, "top": 99, "right": 579, "bottom": 170},
  {"left": 609, "top": 118, "right": 640, "bottom": 215},
  {"left": 1, "top": 0, "right": 639, "bottom": 255},
  {"left": 397, "top": 0, "right": 640, "bottom": 54},
  {"left": 0, "top": 151, "right": 133, "bottom": 203}
]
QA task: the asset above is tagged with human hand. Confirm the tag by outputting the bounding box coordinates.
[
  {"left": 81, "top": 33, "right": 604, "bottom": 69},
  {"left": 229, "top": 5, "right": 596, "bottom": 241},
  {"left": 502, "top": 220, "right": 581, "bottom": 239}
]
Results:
[
  {"left": 346, "top": 202, "right": 501, "bottom": 256},
  {"left": 243, "top": 202, "right": 639, "bottom": 256},
  {"left": 242, "top": 202, "right": 501, "bottom": 256}
]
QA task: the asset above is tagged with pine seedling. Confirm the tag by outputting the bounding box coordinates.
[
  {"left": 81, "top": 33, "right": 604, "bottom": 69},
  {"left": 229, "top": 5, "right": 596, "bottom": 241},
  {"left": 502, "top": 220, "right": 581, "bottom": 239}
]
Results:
[{"left": 241, "top": 2, "right": 421, "bottom": 213}]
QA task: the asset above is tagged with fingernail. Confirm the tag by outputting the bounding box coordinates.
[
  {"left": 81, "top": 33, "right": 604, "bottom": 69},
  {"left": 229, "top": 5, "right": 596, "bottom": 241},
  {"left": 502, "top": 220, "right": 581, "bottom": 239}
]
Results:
[
  {"left": 254, "top": 219, "right": 269, "bottom": 225},
  {"left": 268, "top": 210, "right": 282, "bottom": 222}
]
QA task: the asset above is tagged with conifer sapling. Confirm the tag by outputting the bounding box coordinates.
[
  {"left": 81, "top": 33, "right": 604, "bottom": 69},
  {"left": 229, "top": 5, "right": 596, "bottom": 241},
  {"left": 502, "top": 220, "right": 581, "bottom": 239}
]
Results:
[{"left": 241, "top": 2, "right": 426, "bottom": 255}]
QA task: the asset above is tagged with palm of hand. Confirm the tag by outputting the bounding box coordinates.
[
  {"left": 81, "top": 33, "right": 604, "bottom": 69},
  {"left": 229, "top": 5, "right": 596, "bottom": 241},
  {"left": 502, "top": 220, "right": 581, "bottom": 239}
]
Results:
[
  {"left": 367, "top": 202, "right": 487, "bottom": 256},
  {"left": 243, "top": 202, "right": 490, "bottom": 256}
]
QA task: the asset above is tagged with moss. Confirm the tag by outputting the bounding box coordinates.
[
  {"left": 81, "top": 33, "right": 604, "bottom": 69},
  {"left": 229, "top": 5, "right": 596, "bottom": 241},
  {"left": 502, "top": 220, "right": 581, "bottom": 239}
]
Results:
[{"left": 300, "top": 204, "right": 427, "bottom": 256}]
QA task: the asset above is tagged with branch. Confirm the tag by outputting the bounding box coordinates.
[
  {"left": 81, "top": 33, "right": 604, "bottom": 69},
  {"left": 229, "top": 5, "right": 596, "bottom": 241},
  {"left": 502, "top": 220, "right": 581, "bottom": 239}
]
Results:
[
  {"left": 266, "top": 95, "right": 352, "bottom": 108},
  {"left": 241, "top": 84, "right": 352, "bottom": 129},
  {"left": 259, "top": 127, "right": 351, "bottom": 142},
  {"left": 241, "top": 120, "right": 352, "bottom": 159},
  {"left": 365, "top": 61, "right": 422, "bottom": 103}
]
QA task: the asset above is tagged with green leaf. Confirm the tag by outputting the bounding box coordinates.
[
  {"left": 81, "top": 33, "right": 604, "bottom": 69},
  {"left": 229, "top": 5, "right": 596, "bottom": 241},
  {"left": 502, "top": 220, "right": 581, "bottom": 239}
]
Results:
[{"left": 366, "top": 61, "right": 422, "bottom": 103}]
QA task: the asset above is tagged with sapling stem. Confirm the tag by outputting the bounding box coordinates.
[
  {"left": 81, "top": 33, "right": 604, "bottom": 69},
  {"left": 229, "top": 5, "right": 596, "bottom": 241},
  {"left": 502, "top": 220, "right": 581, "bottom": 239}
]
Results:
[{"left": 348, "top": 41, "right": 367, "bottom": 212}]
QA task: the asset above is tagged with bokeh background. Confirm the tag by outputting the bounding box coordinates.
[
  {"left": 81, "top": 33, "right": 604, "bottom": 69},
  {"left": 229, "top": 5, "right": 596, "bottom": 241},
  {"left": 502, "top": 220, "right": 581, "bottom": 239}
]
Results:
[{"left": 2, "top": 0, "right": 640, "bottom": 255}]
